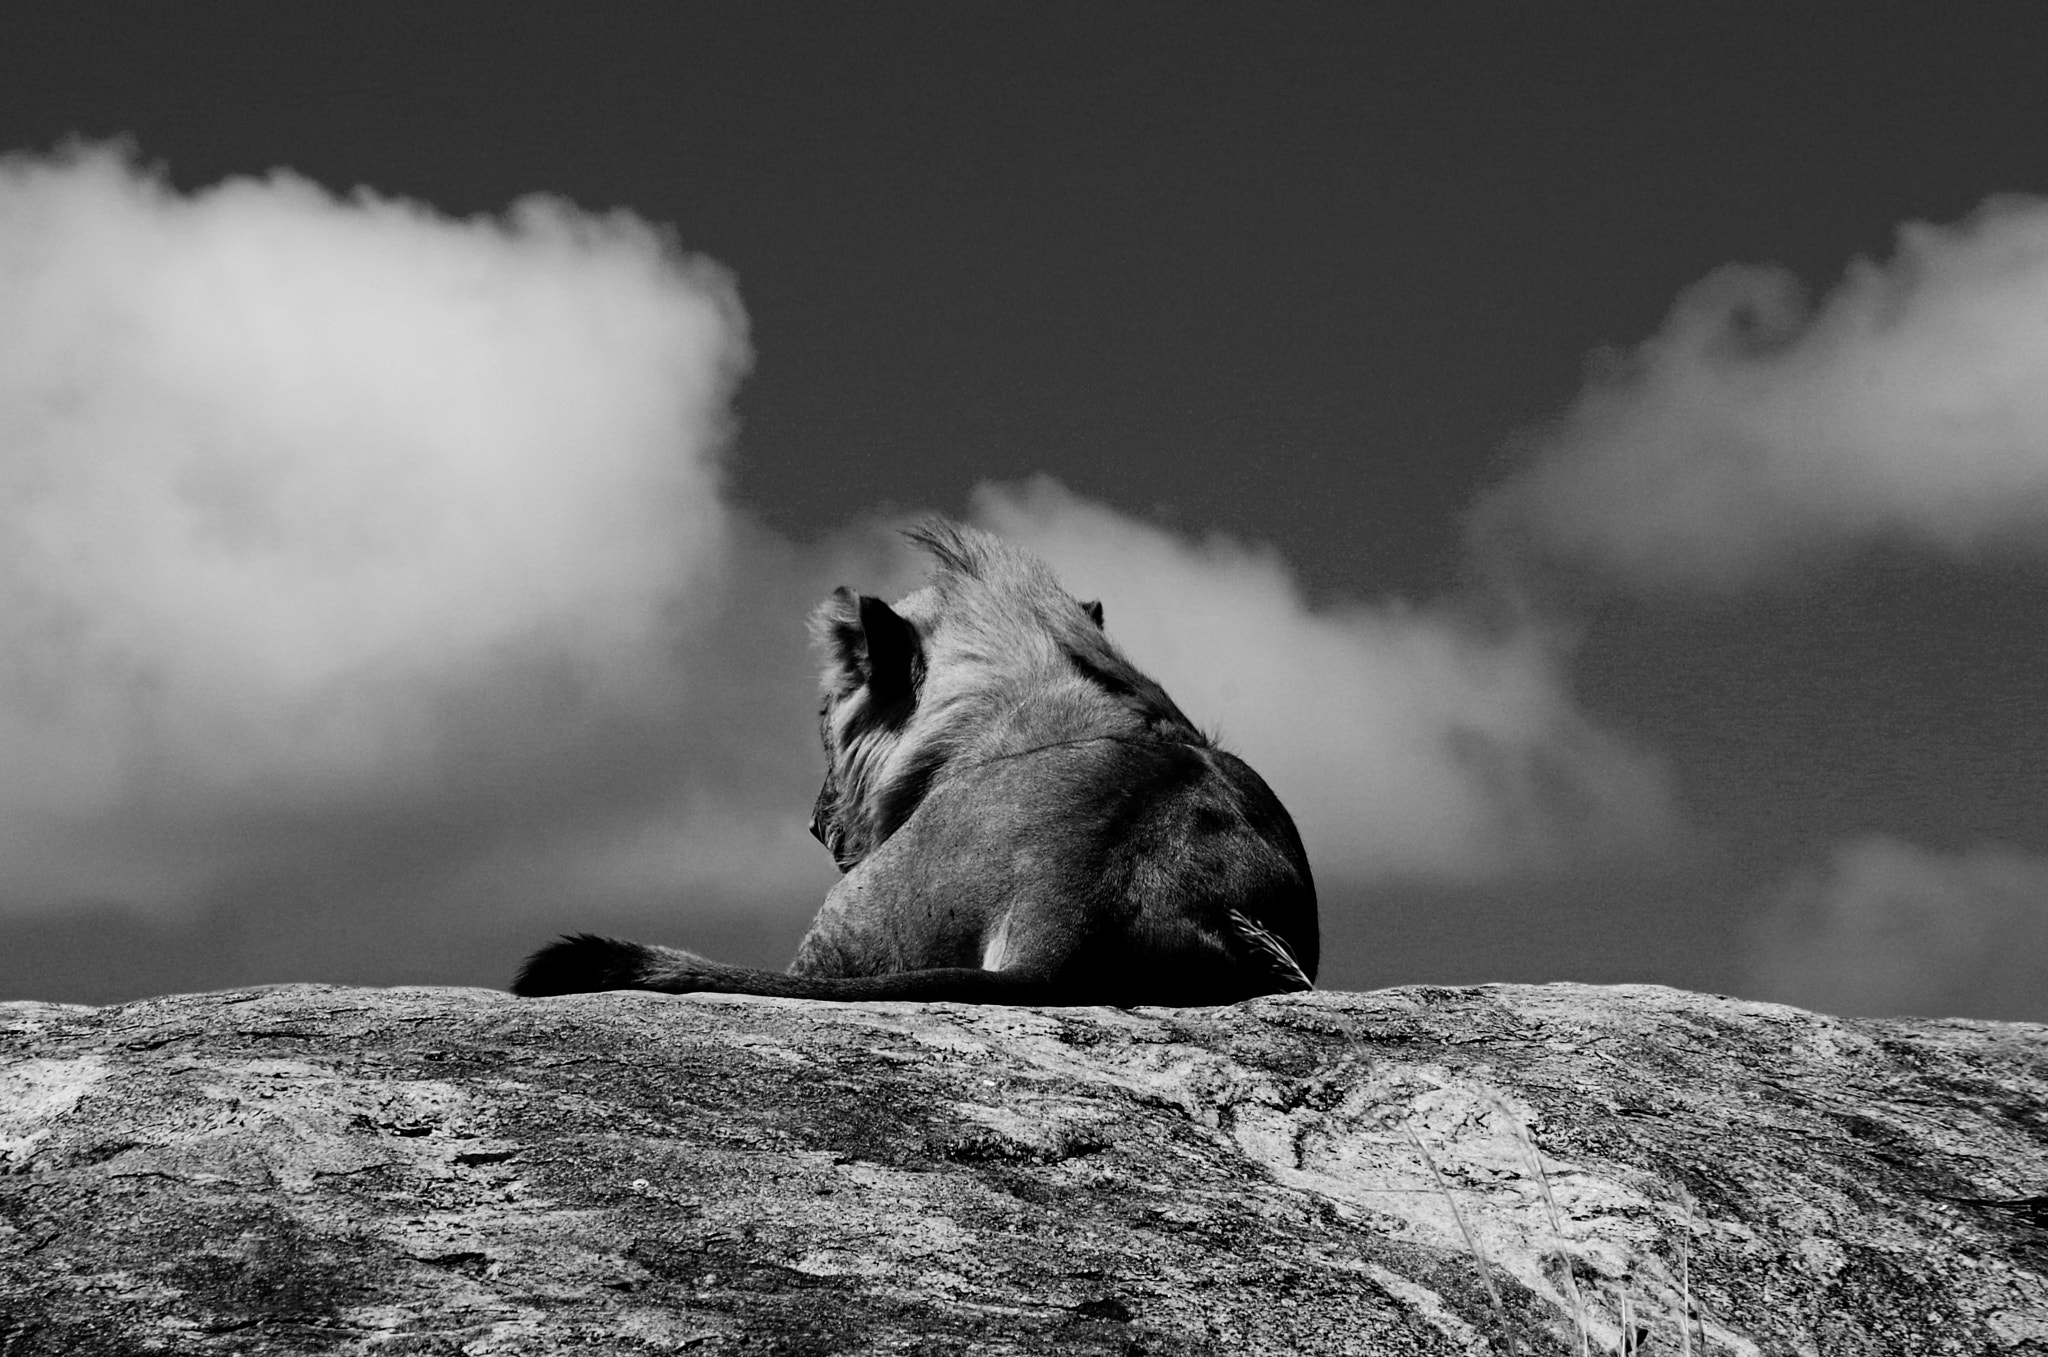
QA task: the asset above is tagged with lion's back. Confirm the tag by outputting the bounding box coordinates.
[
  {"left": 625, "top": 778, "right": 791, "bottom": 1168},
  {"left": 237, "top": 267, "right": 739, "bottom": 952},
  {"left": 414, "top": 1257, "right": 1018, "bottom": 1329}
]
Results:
[{"left": 806, "top": 735, "right": 1317, "bottom": 1000}]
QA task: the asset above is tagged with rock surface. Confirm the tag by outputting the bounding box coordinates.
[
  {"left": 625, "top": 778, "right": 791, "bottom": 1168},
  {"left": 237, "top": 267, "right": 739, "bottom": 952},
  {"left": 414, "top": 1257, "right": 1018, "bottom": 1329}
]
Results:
[{"left": 1, "top": 982, "right": 2044, "bottom": 1355}]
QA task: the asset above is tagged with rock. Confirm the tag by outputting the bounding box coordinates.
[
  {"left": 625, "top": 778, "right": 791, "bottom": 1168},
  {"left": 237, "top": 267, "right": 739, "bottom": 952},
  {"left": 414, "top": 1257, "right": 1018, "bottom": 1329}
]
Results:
[{"left": 0, "top": 983, "right": 2044, "bottom": 1355}]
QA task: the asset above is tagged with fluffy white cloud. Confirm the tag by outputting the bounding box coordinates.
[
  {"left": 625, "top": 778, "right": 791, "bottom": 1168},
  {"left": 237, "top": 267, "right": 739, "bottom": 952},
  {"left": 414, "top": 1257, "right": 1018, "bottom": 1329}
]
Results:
[
  {"left": 0, "top": 146, "right": 789, "bottom": 914},
  {"left": 1749, "top": 836, "right": 2048, "bottom": 1022},
  {"left": 974, "top": 479, "right": 1680, "bottom": 883},
  {"left": 1476, "top": 196, "right": 2048, "bottom": 590}
]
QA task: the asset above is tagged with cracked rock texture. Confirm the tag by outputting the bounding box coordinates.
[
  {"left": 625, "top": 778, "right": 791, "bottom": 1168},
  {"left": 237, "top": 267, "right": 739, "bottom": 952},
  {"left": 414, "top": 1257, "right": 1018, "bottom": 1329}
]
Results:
[{"left": 1, "top": 983, "right": 2045, "bottom": 1355}]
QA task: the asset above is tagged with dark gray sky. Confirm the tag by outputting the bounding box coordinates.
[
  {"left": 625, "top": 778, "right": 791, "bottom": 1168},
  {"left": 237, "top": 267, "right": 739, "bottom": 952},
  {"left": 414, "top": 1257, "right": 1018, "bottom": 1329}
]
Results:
[{"left": 3, "top": 5, "right": 2047, "bottom": 1020}]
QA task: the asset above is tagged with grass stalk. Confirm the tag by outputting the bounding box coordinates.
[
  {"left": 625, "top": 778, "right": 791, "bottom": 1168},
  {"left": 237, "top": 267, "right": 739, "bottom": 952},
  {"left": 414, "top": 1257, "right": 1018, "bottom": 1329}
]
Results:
[
  {"left": 1504, "top": 1114, "right": 1588, "bottom": 1356},
  {"left": 1678, "top": 1186, "right": 1695, "bottom": 1357},
  {"left": 1405, "top": 1121, "right": 1517, "bottom": 1356}
]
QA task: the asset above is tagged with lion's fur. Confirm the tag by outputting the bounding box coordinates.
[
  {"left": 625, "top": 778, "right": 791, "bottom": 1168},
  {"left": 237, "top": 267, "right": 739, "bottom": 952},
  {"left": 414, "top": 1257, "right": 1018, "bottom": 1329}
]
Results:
[
  {"left": 807, "top": 521, "right": 1200, "bottom": 875},
  {"left": 515, "top": 521, "right": 1318, "bottom": 1006}
]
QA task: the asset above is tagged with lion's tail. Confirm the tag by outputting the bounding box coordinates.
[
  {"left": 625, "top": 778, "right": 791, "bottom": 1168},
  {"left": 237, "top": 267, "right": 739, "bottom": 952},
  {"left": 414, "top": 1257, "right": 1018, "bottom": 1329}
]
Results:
[{"left": 512, "top": 933, "right": 1066, "bottom": 1005}]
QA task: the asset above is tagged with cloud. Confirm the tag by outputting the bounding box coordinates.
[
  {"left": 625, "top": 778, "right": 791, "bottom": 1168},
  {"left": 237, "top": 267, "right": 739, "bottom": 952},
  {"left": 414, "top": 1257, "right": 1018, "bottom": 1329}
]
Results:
[
  {"left": 1474, "top": 196, "right": 2048, "bottom": 591},
  {"left": 0, "top": 145, "right": 833, "bottom": 920},
  {"left": 972, "top": 479, "right": 1680, "bottom": 883},
  {"left": 1748, "top": 836, "right": 2048, "bottom": 1022}
]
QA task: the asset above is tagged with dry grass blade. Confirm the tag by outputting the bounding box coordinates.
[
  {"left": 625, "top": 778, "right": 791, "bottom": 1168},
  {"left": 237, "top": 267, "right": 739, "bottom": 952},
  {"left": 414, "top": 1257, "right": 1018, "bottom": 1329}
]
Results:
[
  {"left": 1679, "top": 1187, "right": 1696, "bottom": 1357},
  {"left": 1404, "top": 1120, "right": 1518, "bottom": 1356},
  {"left": 1478, "top": 1095, "right": 1589, "bottom": 1355},
  {"left": 1505, "top": 1114, "right": 1588, "bottom": 1355}
]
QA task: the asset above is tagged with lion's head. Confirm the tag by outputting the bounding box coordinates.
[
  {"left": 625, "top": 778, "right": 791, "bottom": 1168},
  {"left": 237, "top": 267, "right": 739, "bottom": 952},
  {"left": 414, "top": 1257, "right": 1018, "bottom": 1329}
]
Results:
[{"left": 805, "top": 521, "right": 1196, "bottom": 871}]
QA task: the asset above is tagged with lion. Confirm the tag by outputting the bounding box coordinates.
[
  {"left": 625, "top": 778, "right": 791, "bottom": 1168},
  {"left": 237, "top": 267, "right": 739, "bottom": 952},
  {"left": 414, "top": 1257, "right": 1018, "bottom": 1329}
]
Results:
[{"left": 513, "top": 520, "right": 1317, "bottom": 1006}]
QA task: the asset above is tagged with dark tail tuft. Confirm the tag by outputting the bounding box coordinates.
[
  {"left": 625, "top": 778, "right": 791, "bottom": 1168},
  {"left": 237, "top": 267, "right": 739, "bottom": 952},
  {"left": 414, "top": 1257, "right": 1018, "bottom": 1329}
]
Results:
[{"left": 511, "top": 933, "right": 657, "bottom": 996}]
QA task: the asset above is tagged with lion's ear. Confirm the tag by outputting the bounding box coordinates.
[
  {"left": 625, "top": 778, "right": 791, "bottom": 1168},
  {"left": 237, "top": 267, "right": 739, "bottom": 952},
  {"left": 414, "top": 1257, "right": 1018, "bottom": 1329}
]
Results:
[
  {"left": 857, "top": 594, "right": 920, "bottom": 700},
  {"left": 1081, "top": 599, "right": 1105, "bottom": 629},
  {"left": 815, "top": 588, "right": 920, "bottom": 700}
]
